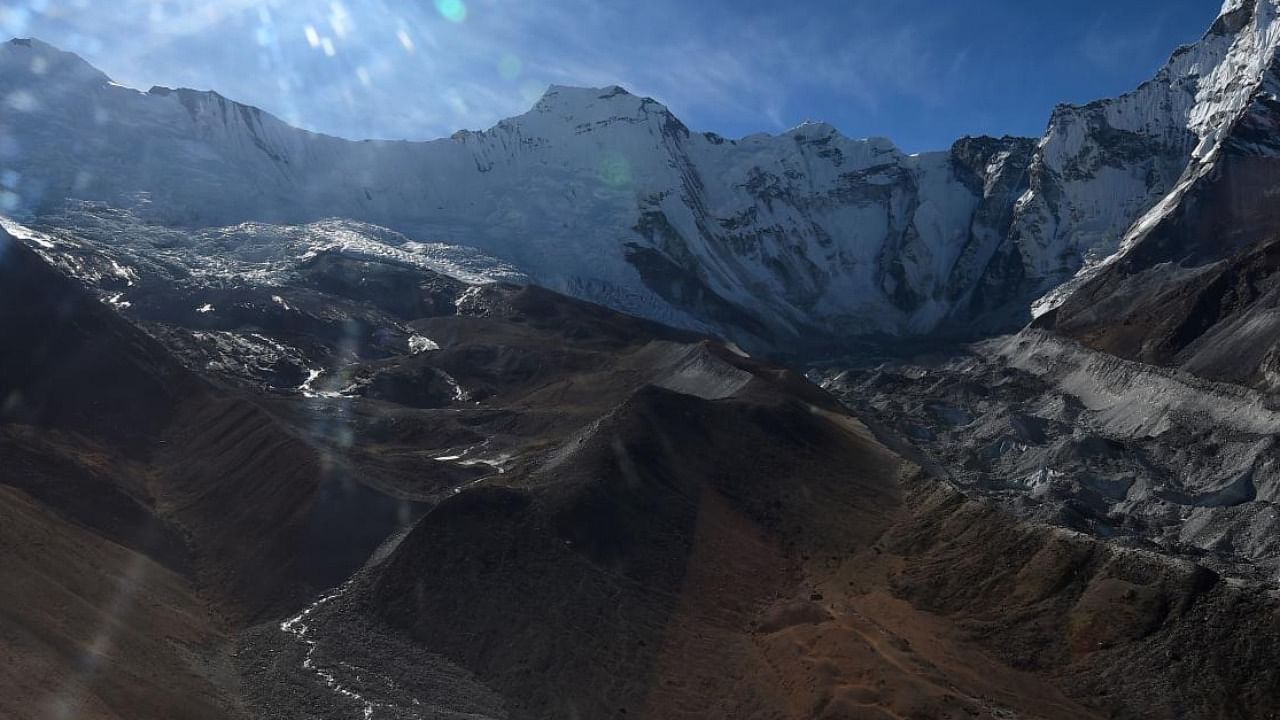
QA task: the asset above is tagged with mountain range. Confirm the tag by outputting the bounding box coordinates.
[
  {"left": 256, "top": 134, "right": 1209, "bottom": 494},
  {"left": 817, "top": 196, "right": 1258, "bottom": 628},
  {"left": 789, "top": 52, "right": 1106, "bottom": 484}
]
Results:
[
  {"left": 4, "top": 1, "right": 1280, "bottom": 718},
  {"left": 0, "top": 0, "right": 1275, "bottom": 355}
]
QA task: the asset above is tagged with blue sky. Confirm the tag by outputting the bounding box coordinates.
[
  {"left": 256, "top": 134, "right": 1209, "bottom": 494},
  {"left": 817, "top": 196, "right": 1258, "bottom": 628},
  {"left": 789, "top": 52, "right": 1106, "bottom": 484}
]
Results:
[{"left": 1, "top": 0, "right": 1219, "bottom": 152}]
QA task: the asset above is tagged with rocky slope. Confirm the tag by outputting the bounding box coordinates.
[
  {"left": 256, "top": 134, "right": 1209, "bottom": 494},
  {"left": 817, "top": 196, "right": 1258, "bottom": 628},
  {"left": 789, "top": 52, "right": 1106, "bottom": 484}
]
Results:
[
  {"left": 1037, "top": 2, "right": 1280, "bottom": 390},
  {"left": 1, "top": 1, "right": 1276, "bottom": 353},
  {"left": 800, "top": 1, "right": 1280, "bottom": 583},
  {"left": 823, "top": 330, "right": 1280, "bottom": 583},
  {"left": 1019, "top": 0, "right": 1280, "bottom": 314},
  {"left": 8, "top": 216, "right": 1280, "bottom": 718}
]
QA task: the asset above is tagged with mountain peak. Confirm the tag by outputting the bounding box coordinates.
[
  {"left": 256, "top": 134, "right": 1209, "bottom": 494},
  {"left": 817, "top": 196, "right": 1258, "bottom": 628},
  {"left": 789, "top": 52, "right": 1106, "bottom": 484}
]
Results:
[
  {"left": 4, "top": 37, "right": 91, "bottom": 65},
  {"left": 6, "top": 37, "right": 52, "bottom": 51},
  {"left": 1212, "top": 0, "right": 1279, "bottom": 35},
  {"left": 788, "top": 120, "right": 838, "bottom": 135},
  {"left": 520, "top": 83, "right": 682, "bottom": 136},
  {"left": 543, "top": 83, "right": 633, "bottom": 99},
  {"left": 1, "top": 36, "right": 109, "bottom": 86},
  {"left": 531, "top": 84, "right": 672, "bottom": 119},
  {"left": 1218, "top": 0, "right": 1257, "bottom": 18},
  {"left": 540, "top": 84, "right": 636, "bottom": 103}
]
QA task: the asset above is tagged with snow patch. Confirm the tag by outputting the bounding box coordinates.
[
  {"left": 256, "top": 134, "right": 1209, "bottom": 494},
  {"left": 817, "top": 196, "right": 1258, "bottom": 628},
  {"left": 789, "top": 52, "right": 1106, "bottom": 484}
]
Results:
[
  {"left": 0, "top": 215, "right": 55, "bottom": 248},
  {"left": 408, "top": 334, "right": 439, "bottom": 354}
]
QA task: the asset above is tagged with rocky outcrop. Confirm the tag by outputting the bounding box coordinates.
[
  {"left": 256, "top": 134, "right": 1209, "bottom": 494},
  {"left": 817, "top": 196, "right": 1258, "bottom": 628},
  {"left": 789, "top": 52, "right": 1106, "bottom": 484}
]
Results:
[{"left": 1039, "top": 7, "right": 1280, "bottom": 389}]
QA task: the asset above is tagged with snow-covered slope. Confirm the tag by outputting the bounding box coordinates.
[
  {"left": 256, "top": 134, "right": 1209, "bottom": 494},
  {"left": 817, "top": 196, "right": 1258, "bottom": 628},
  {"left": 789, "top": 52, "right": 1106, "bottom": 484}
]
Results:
[
  {"left": 1, "top": 0, "right": 1276, "bottom": 353},
  {"left": 1, "top": 203, "right": 528, "bottom": 391},
  {"left": 1030, "top": 0, "right": 1280, "bottom": 315},
  {"left": 1032, "top": 1, "right": 1280, "bottom": 389},
  {"left": 0, "top": 44, "right": 1023, "bottom": 348}
]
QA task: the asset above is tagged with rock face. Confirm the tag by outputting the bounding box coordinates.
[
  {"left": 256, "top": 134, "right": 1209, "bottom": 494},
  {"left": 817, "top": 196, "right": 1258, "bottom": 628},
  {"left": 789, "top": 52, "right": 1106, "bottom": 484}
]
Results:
[
  {"left": 1016, "top": 0, "right": 1280, "bottom": 313},
  {"left": 1, "top": 0, "right": 1276, "bottom": 354},
  {"left": 1038, "top": 3, "right": 1280, "bottom": 390}
]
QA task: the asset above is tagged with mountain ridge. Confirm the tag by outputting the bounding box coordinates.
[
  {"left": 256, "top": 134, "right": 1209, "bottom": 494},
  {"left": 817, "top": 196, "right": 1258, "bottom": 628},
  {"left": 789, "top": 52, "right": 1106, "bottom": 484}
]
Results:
[{"left": 1, "top": 0, "right": 1278, "bottom": 356}]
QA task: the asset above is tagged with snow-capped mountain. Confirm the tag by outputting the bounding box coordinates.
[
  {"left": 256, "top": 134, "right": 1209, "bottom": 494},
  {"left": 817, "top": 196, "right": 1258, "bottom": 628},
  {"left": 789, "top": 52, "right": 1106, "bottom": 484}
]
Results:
[
  {"left": 1, "top": 0, "right": 1277, "bottom": 353},
  {"left": 9, "top": 7, "right": 1280, "bottom": 718},
  {"left": 1030, "top": 0, "right": 1280, "bottom": 316},
  {"left": 1036, "top": 1, "right": 1280, "bottom": 390}
]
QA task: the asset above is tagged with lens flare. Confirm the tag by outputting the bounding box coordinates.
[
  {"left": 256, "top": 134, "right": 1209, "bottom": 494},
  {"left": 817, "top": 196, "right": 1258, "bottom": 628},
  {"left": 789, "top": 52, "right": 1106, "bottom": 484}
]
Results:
[
  {"left": 497, "top": 53, "right": 522, "bottom": 80},
  {"left": 598, "top": 153, "right": 632, "bottom": 188},
  {"left": 396, "top": 28, "right": 414, "bottom": 53},
  {"left": 434, "top": 0, "right": 467, "bottom": 24}
]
